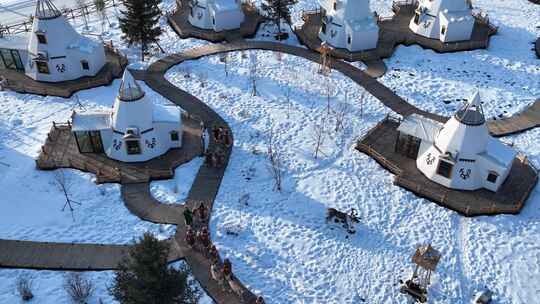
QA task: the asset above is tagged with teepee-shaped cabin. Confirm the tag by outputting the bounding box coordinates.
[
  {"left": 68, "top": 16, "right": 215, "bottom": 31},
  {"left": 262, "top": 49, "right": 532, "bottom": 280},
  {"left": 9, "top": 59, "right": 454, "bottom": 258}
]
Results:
[
  {"left": 188, "top": 0, "right": 245, "bottom": 32},
  {"left": 25, "top": 0, "right": 106, "bottom": 82},
  {"left": 71, "top": 70, "right": 183, "bottom": 162},
  {"left": 409, "top": 0, "right": 475, "bottom": 43},
  {"left": 318, "top": 0, "right": 379, "bottom": 51},
  {"left": 396, "top": 92, "right": 517, "bottom": 192}
]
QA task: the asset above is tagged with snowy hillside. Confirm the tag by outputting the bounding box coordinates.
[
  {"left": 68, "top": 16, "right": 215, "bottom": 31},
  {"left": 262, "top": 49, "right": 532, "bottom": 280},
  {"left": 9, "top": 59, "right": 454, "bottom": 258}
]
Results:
[{"left": 0, "top": 0, "right": 539, "bottom": 303}]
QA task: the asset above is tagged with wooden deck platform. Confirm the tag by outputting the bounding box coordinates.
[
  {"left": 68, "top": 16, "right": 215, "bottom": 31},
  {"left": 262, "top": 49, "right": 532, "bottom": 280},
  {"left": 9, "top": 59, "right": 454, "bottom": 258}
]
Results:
[
  {"left": 295, "top": 3, "right": 496, "bottom": 63},
  {"left": 167, "top": 1, "right": 265, "bottom": 43},
  {"left": 35, "top": 112, "right": 203, "bottom": 184},
  {"left": 0, "top": 47, "right": 128, "bottom": 98},
  {"left": 356, "top": 116, "right": 538, "bottom": 216}
]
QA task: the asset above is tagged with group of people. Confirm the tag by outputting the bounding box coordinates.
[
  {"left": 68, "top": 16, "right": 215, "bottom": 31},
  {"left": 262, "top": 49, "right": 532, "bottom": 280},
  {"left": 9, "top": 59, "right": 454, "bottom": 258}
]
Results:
[
  {"left": 183, "top": 202, "right": 265, "bottom": 303},
  {"left": 204, "top": 125, "right": 232, "bottom": 168}
]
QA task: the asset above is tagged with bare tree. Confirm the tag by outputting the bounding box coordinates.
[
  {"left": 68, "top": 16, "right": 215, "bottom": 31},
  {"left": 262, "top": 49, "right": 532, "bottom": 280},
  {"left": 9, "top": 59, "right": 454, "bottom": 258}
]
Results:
[
  {"left": 334, "top": 102, "right": 349, "bottom": 133},
  {"left": 266, "top": 124, "right": 284, "bottom": 192},
  {"left": 219, "top": 53, "right": 229, "bottom": 77},
  {"left": 199, "top": 71, "right": 208, "bottom": 88},
  {"left": 16, "top": 274, "right": 34, "bottom": 301},
  {"left": 324, "top": 81, "right": 336, "bottom": 115},
  {"left": 54, "top": 169, "right": 81, "bottom": 220},
  {"left": 76, "top": 0, "right": 89, "bottom": 30},
  {"left": 64, "top": 272, "right": 94, "bottom": 304},
  {"left": 249, "top": 52, "right": 258, "bottom": 96},
  {"left": 94, "top": 0, "right": 111, "bottom": 34},
  {"left": 279, "top": 81, "right": 292, "bottom": 118},
  {"left": 312, "top": 117, "right": 326, "bottom": 159}
]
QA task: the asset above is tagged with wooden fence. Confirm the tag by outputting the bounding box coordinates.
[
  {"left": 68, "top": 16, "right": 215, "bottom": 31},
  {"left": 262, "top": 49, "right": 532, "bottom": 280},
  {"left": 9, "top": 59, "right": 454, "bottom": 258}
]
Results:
[{"left": 0, "top": 0, "right": 120, "bottom": 37}]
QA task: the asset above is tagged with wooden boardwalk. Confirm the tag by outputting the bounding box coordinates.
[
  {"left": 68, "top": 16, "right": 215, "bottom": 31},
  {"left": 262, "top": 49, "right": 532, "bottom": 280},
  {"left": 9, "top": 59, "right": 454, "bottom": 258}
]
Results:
[
  {"left": 295, "top": 4, "right": 496, "bottom": 65},
  {"left": 356, "top": 117, "right": 538, "bottom": 216},
  {"left": 0, "top": 238, "right": 184, "bottom": 271},
  {"left": 0, "top": 48, "right": 128, "bottom": 98},
  {"left": 167, "top": 1, "right": 264, "bottom": 43}
]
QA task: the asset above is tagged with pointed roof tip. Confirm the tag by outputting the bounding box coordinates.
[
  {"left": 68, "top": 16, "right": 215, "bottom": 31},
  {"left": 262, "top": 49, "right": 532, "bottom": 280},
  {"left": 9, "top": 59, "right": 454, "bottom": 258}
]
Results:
[
  {"left": 118, "top": 69, "right": 145, "bottom": 101},
  {"left": 454, "top": 91, "right": 485, "bottom": 126},
  {"left": 35, "top": 0, "right": 62, "bottom": 20}
]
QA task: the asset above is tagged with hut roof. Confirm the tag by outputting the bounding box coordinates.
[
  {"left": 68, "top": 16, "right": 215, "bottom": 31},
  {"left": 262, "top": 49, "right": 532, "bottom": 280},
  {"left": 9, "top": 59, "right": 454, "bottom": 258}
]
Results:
[{"left": 35, "top": 0, "right": 62, "bottom": 20}]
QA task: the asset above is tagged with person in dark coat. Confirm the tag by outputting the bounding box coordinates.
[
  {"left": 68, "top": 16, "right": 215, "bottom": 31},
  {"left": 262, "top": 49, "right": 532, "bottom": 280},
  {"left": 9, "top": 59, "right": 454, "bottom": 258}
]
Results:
[
  {"left": 197, "top": 202, "right": 208, "bottom": 221},
  {"left": 208, "top": 244, "right": 219, "bottom": 264},
  {"left": 222, "top": 258, "right": 232, "bottom": 278},
  {"left": 185, "top": 226, "right": 195, "bottom": 248},
  {"left": 183, "top": 207, "right": 193, "bottom": 227}
]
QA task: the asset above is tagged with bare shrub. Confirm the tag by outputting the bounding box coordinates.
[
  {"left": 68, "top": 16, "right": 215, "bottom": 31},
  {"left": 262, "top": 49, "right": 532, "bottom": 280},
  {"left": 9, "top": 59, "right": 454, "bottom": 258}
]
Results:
[
  {"left": 249, "top": 52, "right": 258, "bottom": 96},
  {"left": 54, "top": 169, "right": 81, "bottom": 220},
  {"left": 16, "top": 274, "right": 34, "bottom": 301},
  {"left": 312, "top": 117, "right": 326, "bottom": 159},
  {"left": 64, "top": 272, "right": 94, "bottom": 304},
  {"left": 266, "top": 123, "right": 284, "bottom": 192}
]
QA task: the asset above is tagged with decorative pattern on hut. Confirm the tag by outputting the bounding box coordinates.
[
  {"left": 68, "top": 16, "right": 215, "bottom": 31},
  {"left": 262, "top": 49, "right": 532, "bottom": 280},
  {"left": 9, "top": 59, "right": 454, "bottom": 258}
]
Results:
[
  {"left": 188, "top": 0, "right": 245, "bottom": 32},
  {"left": 71, "top": 70, "right": 183, "bottom": 162},
  {"left": 0, "top": 0, "right": 106, "bottom": 82},
  {"left": 395, "top": 92, "right": 517, "bottom": 192},
  {"left": 318, "top": 0, "right": 379, "bottom": 51},
  {"left": 409, "top": 0, "right": 475, "bottom": 43}
]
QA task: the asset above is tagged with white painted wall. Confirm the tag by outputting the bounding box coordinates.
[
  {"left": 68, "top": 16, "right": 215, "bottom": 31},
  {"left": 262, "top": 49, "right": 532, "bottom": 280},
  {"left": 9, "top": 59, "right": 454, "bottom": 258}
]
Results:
[
  {"left": 318, "top": 0, "right": 379, "bottom": 51},
  {"left": 409, "top": 0, "right": 475, "bottom": 42},
  {"left": 25, "top": 14, "right": 106, "bottom": 82},
  {"left": 188, "top": 0, "right": 244, "bottom": 32}
]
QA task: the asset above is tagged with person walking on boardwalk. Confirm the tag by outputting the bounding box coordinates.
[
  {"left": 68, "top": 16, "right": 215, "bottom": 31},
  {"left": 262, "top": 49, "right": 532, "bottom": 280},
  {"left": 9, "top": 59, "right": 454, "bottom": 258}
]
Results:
[
  {"left": 198, "top": 227, "right": 210, "bottom": 253},
  {"left": 222, "top": 258, "right": 232, "bottom": 278},
  {"left": 255, "top": 296, "right": 266, "bottom": 304},
  {"left": 210, "top": 261, "right": 227, "bottom": 291},
  {"left": 208, "top": 244, "right": 219, "bottom": 264},
  {"left": 185, "top": 226, "right": 195, "bottom": 248},
  {"left": 183, "top": 207, "right": 193, "bottom": 227},
  {"left": 197, "top": 202, "right": 208, "bottom": 222}
]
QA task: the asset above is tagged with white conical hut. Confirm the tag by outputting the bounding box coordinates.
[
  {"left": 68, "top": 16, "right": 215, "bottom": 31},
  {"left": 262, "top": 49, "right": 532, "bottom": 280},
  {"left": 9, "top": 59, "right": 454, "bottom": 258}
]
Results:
[
  {"left": 318, "top": 0, "right": 379, "bottom": 51},
  {"left": 71, "top": 70, "right": 183, "bottom": 162},
  {"left": 23, "top": 0, "right": 106, "bottom": 82},
  {"left": 396, "top": 92, "right": 517, "bottom": 192},
  {"left": 409, "top": 0, "right": 475, "bottom": 43},
  {"left": 188, "top": 0, "right": 244, "bottom": 32}
]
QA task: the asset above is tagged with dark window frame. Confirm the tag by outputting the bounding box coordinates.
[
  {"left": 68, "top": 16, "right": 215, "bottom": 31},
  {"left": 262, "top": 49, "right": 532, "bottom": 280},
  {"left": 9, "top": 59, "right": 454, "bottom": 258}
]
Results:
[
  {"left": 436, "top": 160, "right": 454, "bottom": 178},
  {"left": 487, "top": 172, "right": 498, "bottom": 183},
  {"left": 36, "top": 33, "right": 47, "bottom": 44},
  {"left": 126, "top": 139, "right": 142, "bottom": 155},
  {"left": 81, "top": 60, "right": 89, "bottom": 70},
  {"left": 170, "top": 131, "right": 179, "bottom": 141},
  {"left": 36, "top": 61, "right": 50, "bottom": 74}
]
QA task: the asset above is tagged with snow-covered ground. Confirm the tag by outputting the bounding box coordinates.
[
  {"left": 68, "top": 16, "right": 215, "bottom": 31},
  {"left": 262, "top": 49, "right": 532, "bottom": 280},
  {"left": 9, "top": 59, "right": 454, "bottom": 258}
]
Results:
[
  {"left": 150, "top": 157, "right": 204, "bottom": 204},
  {"left": 0, "top": 0, "right": 539, "bottom": 303}
]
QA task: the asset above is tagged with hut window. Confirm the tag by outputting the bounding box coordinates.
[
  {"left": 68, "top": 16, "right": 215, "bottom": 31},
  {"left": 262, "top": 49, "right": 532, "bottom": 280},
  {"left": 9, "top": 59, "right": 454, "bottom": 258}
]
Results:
[
  {"left": 413, "top": 12, "right": 420, "bottom": 25},
  {"left": 36, "top": 61, "right": 50, "bottom": 74},
  {"left": 441, "top": 26, "right": 446, "bottom": 35},
  {"left": 347, "top": 36, "right": 351, "bottom": 44},
  {"left": 81, "top": 60, "right": 89, "bottom": 70},
  {"left": 333, "top": 1, "right": 337, "bottom": 10},
  {"left": 36, "top": 33, "right": 47, "bottom": 44},
  {"left": 126, "top": 140, "right": 141, "bottom": 155},
  {"left": 212, "top": 17, "right": 215, "bottom": 25},
  {"left": 321, "top": 22, "right": 327, "bottom": 34},
  {"left": 436, "top": 160, "right": 453, "bottom": 178},
  {"left": 487, "top": 172, "right": 498, "bottom": 183},
  {"left": 170, "top": 131, "right": 179, "bottom": 141}
]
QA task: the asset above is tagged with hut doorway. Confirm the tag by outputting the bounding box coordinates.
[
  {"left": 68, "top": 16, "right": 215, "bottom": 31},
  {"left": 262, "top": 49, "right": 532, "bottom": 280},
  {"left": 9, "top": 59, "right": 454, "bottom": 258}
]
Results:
[
  {"left": 395, "top": 132, "right": 421, "bottom": 159},
  {"left": 0, "top": 49, "right": 24, "bottom": 71},
  {"left": 74, "top": 131, "right": 104, "bottom": 153}
]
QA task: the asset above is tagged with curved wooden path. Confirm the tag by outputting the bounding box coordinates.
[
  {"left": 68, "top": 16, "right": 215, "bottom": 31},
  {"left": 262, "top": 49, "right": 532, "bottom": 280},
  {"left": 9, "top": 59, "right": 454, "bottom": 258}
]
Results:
[{"left": 2, "top": 40, "right": 539, "bottom": 304}]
